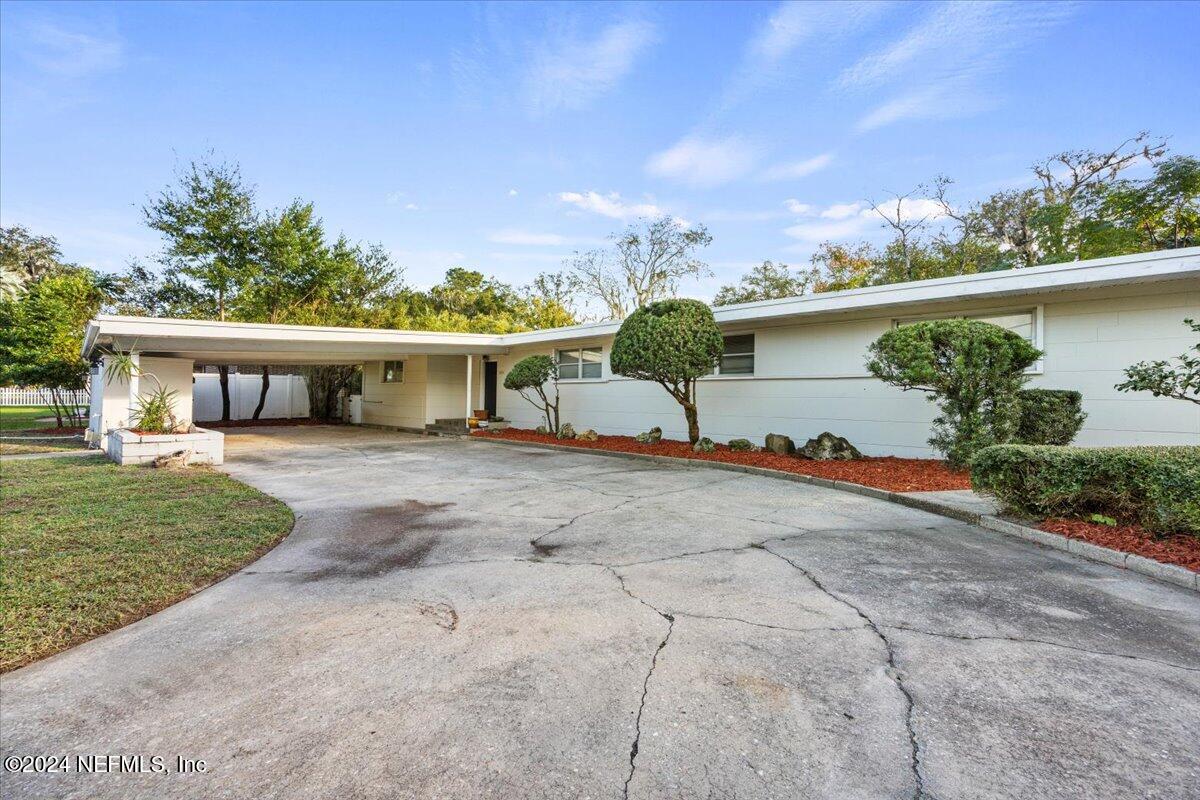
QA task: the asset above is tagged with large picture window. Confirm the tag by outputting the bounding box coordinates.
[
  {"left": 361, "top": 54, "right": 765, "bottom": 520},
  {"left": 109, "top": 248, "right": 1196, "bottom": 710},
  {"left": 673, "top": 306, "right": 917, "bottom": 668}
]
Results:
[
  {"left": 381, "top": 360, "right": 405, "bottom": 383},
  {"left": 556, "top": 347, "right": 602, "bottom": 380}
]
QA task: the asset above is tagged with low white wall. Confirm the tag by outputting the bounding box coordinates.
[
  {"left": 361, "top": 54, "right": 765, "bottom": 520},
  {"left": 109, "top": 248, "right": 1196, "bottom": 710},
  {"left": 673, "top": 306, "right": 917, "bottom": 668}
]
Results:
[
  {"left": 107, "top": 427, "right": 224, "bottom": 466},
  {"left": 490, "top": 281, "right": 1200, "bottom": 457},
  {"left": 193, "top": 373, "right": 309, "bottom": 422}
]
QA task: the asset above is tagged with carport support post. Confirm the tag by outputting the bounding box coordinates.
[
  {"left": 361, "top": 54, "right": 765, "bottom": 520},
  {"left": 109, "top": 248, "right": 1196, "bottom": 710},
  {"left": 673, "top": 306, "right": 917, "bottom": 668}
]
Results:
[
  {"left": 126, "top": 351, "right": 140, "bottom": 428},
  {"left": 465, "top": 355, "right": 473, "bottom": 420}
]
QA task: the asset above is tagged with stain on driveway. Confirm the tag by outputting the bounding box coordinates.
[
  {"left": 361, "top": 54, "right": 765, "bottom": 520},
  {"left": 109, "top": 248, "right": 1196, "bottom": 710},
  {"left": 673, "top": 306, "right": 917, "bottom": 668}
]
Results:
[{"left": 2, "top": 432, "right": 1198, "bottom": 800}]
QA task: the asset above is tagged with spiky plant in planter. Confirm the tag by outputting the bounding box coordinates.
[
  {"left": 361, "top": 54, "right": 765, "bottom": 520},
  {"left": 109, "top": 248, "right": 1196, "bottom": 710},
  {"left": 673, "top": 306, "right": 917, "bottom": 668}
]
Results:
[{"left": 103, "top": 350, "right": 181, "bottom": 434}]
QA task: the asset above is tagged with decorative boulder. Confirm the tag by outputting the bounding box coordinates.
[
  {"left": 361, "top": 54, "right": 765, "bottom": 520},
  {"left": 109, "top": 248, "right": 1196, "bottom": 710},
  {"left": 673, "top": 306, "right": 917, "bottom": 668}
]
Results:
[
  {"left": 728, "top": 438, "right": 758, "bottom": 452},
  {"left": 535, "top": 425, "right": 548, "bottom": 435},
  {"left": 152, "top": 449, "right": 191, "bottom": 470},
  {"left": 799, "top": 431, "right": 862, "bottom": 460},
  {"left": 557, "top": 423, "right": 576, "bottom": 440},
  {"left": 692, "top": 437, "right": 716, "bottom": 453},
  {"left": 635, "top": 426, "right": 663, "bottom": 444},
  {"left": 764, "top": 433, "right": 795, "bottom": 456},
  {"left": 576, "top": 429, "right": 599, "bottom": 442}
]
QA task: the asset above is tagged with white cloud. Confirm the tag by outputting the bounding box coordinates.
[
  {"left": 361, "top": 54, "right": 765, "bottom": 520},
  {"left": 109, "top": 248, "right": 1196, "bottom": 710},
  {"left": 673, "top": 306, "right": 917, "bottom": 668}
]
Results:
[
  {"left": 645, "top": 135, "right": 760, "bottom": 188},
  {"left": 404, "top": 203, "right": 419, "bottom": 211},
  {"left": 839, "top": 1, "right": 1075, "bottom": 132},
  {"left": 749, "top": 1, "right": 889, "bottom": 65},
  {"left": 820, "top": 202, "right": 863, "bottom": 220},
  {"left": 508, "top": 189, "right": 519, "bottom": 197},
  {"left": 782, "top": 197, "right": 947, "bottom": 243},
  {"left": 19, "top": 20, "right": 123, "bottom": 78},
  {"left": 557, "top": 191, "right": 665, "bottom": 220},
  {"left": 759, "top": 152, "right": 834, "bottom": 182},
  {"left": 524, "top": 19, "right": 657, "bottom": 113},
  {"left": 488, "top": 229, "right": 567, "bottom": 246}
]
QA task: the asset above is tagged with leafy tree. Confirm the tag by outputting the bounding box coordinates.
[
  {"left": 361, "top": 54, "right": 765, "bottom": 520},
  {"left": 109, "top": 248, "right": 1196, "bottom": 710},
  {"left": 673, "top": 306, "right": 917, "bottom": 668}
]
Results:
[
  {"left": 568, "top": 217, "right": 712, "bottom": 319},
  {"left": 713, "top": 260, "right": 811, "bottom": 305},
  {"left": 610, "top": 299, "right": 724, "bottom": 444},
  {"left": 866, "top": 319, "right": 1041, "bottom": 467},
  {"left": 806, "top": 242, "right": 879, "bottom": 292},
  {"left": 503, "top": 355, "right": 560, "bottom": 434},
  {"left": 1115, "top": 318, "right": 1199, "bottom": 405},
  {"left": 1, "top": 226, "right": 64, "bottom": 299},
  {"left": 0, "top": 267, "right": 104, "bottom": 427},
  {"left": 143, "top": 157, "right": 261, "bottom": 420}
]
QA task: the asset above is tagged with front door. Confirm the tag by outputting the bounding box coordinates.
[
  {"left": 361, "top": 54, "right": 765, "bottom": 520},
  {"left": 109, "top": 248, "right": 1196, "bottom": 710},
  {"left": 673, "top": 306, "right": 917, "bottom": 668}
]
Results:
[{"left": 484, "top": 361, "right": 498, "bottom": 418}]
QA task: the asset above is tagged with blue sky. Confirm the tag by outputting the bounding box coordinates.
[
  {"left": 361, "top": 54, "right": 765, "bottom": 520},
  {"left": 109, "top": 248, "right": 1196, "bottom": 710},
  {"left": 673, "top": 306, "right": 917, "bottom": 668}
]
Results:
[{"left": 2, "top": 0, "right": 1198, "bottom": 301}]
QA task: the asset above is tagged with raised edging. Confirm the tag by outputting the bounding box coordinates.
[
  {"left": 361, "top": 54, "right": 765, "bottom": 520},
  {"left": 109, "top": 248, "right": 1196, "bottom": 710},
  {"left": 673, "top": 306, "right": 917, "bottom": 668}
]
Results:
[{"left": 472, "top": 435, "right": 1199, "bottom": 593}]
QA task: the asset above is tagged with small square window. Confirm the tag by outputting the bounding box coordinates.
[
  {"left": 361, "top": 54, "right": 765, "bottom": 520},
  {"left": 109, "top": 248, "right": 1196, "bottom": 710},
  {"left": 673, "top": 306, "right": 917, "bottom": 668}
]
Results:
[
  {"left": 707, "top": 334, "right": 755, "bottom": 376},
  {"left": 556, "top": 347, "right": 602, "bottom": 380},
  {"left": 382, "top": 360, "right": 405, "bottom": 383}
]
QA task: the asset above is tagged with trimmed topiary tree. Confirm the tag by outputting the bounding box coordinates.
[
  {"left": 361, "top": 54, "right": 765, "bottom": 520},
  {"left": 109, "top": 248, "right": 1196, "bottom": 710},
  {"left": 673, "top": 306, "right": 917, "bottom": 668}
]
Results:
[
  {"left": 610, "top": 299, "right": 724, "bottom": 445},
  {"left": 866, "top": 319, "right": 1041, "bottom": 467},
  {"left": 503, "top": 354, "right": 560, "bottom": 435},
  {"left": 1016, "top": 389, "right": 1086, "bottom": 445}
]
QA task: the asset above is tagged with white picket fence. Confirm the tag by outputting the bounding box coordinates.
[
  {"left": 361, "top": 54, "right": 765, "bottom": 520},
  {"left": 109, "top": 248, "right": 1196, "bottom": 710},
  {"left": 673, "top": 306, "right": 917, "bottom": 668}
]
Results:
[
  {"left": 193, "top": 373, "right": 310, "bottom": 422},
  {"left": 0, "top": 387, "right": 90, "bottom": 406}
]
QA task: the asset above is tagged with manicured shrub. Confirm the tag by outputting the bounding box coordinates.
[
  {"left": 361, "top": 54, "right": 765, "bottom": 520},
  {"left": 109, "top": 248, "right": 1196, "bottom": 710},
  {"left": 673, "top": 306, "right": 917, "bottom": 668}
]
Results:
[
  {"left": 866, "top": 319, "right": 1041, "bottom": 468},
  {"left": 610, "top": 299, "right": 724, "bottom": 444},
  {"left": 504, "top": 354, "right": 560, "bottom": 434},
  {"left": 1016, "top": 389, "right": 1086, "bottom": 446},
  {"left": 970, "top": 444, "right": 1200, "bottom": 534}
]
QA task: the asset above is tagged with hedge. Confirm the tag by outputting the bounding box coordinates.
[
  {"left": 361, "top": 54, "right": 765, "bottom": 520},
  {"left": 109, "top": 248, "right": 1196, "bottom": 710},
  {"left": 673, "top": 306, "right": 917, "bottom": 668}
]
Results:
[
  {"left": 970, "top": 445, "right": 1200, "bottom": 534},
  {"left": 1016, "top": 389, "right": 1086, "bottom": 446}
]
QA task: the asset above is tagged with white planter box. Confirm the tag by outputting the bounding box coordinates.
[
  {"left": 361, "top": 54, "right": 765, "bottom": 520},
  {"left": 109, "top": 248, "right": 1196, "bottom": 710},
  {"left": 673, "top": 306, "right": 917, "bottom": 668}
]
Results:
[{"left": 106, "top": 427, "right": 225, "bottom": 466}]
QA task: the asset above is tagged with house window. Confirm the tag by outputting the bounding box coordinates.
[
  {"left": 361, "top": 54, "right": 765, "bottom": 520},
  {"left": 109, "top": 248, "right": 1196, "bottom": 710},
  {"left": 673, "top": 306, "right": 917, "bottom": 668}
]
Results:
[
  {"left": 717, "top": 334, "right": 755, "bottom": 375},
  {"left": 897, "top": 308, "right": 1037, "bottom": 345},
  {"left": 381, "top": 360, "right": 405, "bottom": 383},
  {"left": 557, "top": 347, "right": 602, "bottom": 380}
]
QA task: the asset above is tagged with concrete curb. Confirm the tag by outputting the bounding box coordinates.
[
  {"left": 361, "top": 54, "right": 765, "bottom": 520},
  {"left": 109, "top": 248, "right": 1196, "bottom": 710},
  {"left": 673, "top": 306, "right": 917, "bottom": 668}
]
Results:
[{"left": 472, "top": 435, "right": 1199, "bottom": 593}]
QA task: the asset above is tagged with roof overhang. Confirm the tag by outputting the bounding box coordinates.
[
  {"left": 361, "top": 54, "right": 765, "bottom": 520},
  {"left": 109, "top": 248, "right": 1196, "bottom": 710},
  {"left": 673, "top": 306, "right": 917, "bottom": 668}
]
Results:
[
  {"left": 83, "top": 247, "right": 1200, "bottom": 361},
  {"left": 83, "top": 317, "right": 509, "bottom": 363}
]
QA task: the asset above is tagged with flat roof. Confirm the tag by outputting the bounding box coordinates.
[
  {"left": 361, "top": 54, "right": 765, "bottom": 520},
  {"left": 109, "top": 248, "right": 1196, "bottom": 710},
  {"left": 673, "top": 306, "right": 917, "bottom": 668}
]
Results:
[{"left": 84, "top": 246, "right": 1200, "bottom": 361}]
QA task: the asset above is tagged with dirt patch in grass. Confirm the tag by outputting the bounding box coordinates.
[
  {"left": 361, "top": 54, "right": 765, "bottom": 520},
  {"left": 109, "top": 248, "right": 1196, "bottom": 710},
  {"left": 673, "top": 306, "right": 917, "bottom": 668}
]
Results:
[
  {"left": 475, "top": 428, "right": 970, "bottom": 492},
  {"left": 1040, "top": 518, "right": 1200, "bottom": 573},
  {"left": 0, "top": 458, "right": 293, "bottom": 672}
]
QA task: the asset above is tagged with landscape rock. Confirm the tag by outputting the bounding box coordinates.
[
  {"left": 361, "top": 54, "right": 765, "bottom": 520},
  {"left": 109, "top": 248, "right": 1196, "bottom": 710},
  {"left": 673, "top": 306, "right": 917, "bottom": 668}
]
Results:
[
  {"left": 799, "top": 431, "right": 862, "bottom": 460},
  {"left": 557, "top": 423, "right": 576, "bottom": 440},
  {"left": 575, "top": 429, "right": 599, "bottom": 442},
  {"left": 692, "top": 437, "right": 716, "bottom": 453},
  {"left": 635, "top": 426, "right": 663, "bottom": 444},
  {"left": 764, "top": 433, "right": 795, "bottom": 456},
  {"left": 152, "top": 449, "right": 191, "bottom": 469},
  {"left": 728, "top": 438, "right": 758, "bottom": 452}
]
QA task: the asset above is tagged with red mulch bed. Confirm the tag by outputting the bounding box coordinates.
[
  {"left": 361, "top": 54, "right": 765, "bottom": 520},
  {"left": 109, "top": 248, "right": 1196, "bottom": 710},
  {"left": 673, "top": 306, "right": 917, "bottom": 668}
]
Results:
[
  {"left": 475, "top": 427, "right": 970, "bottom": 492},
  {"left": 1040, "top": 518, "right": 1200, "bottom": 573},
  {"left": 198, "top": 418, "right": 340, "bottom": 429}
]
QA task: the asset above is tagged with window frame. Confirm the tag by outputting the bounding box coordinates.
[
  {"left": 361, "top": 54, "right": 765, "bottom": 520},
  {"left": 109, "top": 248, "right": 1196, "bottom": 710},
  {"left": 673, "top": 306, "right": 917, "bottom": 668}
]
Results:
[
  {"left": 555, "top": 346, "right": 604, "bottom": 381},
  {"left": 892, "top": 304, "right": 1044, "bottom": 374},
  {"left": 381, "top": 359, "right": 406, "bottom": 384},
  {"left": 703, "top": 332, "right": 756, "bottom": 379}
]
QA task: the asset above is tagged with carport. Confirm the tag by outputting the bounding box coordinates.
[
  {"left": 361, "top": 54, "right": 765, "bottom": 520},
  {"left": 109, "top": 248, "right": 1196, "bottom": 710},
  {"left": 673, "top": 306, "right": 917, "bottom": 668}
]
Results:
[{"left": 81, "top": 315, "right": 512, "bottom": 457}]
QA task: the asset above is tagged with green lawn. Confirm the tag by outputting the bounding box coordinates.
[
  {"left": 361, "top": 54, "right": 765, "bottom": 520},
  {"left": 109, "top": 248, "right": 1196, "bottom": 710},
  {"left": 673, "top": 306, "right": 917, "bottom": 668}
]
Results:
[
  {"left": 0, "top": 405, "right": 88, "bottom": 455},
  {"left": 0, "top": 457, "right": 293, "bottom": 672},
  {"left": 1, "top": 406, "right": 65, "bottom": 431}
]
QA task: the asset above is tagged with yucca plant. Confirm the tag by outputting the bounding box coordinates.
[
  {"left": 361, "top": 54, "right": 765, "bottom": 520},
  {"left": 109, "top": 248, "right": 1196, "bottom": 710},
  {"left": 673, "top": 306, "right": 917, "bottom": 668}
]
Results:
[{"left": 102, "top": 349, "right": 180, "bottom": 434}]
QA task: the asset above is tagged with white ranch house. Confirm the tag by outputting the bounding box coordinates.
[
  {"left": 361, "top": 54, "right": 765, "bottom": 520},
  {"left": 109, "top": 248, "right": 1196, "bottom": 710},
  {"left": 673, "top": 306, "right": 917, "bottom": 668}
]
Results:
[{"left": 83, "top": 248, "right": 1200, "bottom": 464}]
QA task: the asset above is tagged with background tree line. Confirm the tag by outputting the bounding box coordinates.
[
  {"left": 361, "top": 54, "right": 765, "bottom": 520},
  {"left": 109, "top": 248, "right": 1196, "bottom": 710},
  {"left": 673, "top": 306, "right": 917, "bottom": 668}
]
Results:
[{"left": 713, "top": 133, "right": 1199, "bottom": 305}]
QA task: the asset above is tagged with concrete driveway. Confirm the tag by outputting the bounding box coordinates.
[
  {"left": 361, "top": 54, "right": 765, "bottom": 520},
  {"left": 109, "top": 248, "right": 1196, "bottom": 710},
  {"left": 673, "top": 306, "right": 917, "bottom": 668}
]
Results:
[{"left": 3, "top": 430, "right": 1199, "bottom": 800}]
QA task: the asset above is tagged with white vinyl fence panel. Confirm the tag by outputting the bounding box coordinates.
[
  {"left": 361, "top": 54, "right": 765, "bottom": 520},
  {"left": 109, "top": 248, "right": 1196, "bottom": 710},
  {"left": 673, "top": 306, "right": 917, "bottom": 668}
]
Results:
[
  {"left": 0, "top": 387, "right": 90, "bottom": 406},
  {"left": 193, "top": 373, "right": 309, "bottom": 422}
]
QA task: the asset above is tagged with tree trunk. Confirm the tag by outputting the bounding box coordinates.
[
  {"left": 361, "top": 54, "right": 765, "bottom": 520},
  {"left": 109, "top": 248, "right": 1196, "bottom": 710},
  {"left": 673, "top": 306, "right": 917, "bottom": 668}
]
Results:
[
  {"left": 45, "top": 388, "right": 64, "bottom": 428},
  {"left": 252, "top": 366, "right": 270, "bottom": 420},
  {"left": 218, "top": 366, "right": 231, "bottom": 421},
  {"left": 683, "top": 400, "right": 699, "bottom": 445}
]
